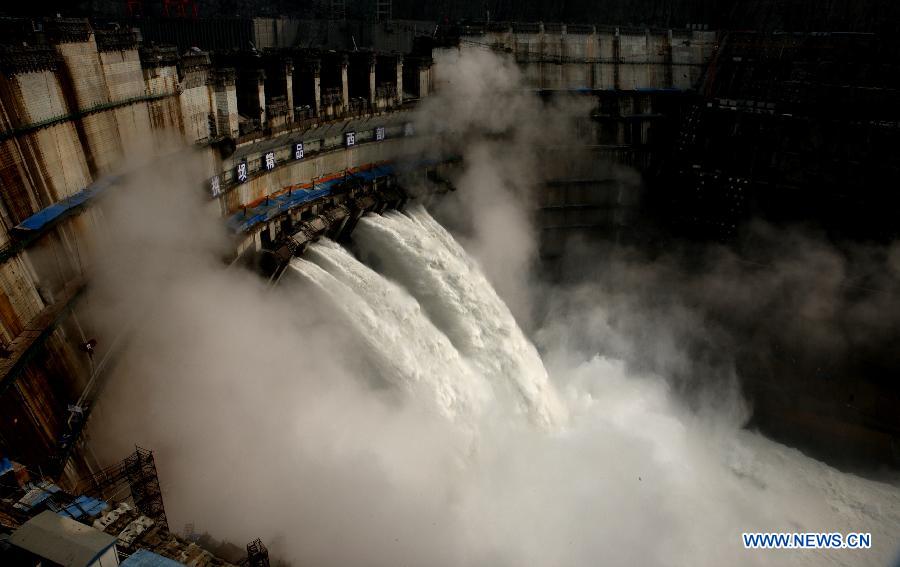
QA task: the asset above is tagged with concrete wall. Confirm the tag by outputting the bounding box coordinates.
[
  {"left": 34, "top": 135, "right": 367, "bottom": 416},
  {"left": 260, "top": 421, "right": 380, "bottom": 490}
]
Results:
[
  {"left": 219, "top": 110, "right": 414, "bottom": 211},
  {"left": 253, "top": 17, "right": 303, "bottom": 49},
  {"left": 0, "top": 27, "right": 211, "bottom": 483},
  {"left": 0, "top": 15, "right": 431, "bottom": 480},
  {"left": 468, "top": 28, "right": 717, "bottom": 90},
  {"left": 99, "top": 49, "right": 145, "bottom": 100},
  {"left": 225, "top": 136, "right": 410, "bottom": 215},
  {"left": 181, "top": 70, "right": 214, "bottom": 143},
  {"left": 0, "top": 69, "right": 93, "bottom": 215},
  {"left": 0, "top": 20, "right": 432, "bottom": 483}
]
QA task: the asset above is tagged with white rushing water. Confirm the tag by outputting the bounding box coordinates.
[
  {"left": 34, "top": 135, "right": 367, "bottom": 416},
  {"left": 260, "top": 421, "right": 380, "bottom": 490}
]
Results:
[
  {"left": 282, "top": 207, "right": 900, "bottom": 566},
  {"left": 352, "top": 206, "right": 567, "bottom": 428},
  {"left": 289, "top": 239, "right": 491, "bottom": 421}
]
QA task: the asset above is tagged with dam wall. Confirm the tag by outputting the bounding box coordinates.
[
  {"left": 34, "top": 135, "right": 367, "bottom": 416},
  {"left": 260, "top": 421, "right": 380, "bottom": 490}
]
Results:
[
  {"left": 0, "top": 17, "right": 433, "bottom": 486},
  {"left": 460, "top": 24, "right": 717, "bottom": 91},
  {"left": 446, "top": 25, "right": 718, "bottom": 255},
  {"left": 0, "top": 19, "right": 714, "bottom": 484},
  {"left": 218, "top": 112, "right": 420, "bottom": 259},
  {"left": 10, "top": 18, "right": 891, "bottom": 477},
  {"left": 0, "top": 22, "right": 194, "bottom": 484},
  {"left": 0, "top": 14, "right": 895, "bottom": 489}
]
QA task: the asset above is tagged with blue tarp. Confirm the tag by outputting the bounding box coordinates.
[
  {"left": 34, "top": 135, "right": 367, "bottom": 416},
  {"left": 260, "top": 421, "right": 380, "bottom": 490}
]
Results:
[
  {"left": 14, "top": 481, "right": 60, "bottom": 511},
  {"left": 121, "top": 549, "right": 186, "bottom": 567},
  {"left": 535, "top": 87, "right": 689, "bottom": 93},
  {"left": 226, "top": 164, "right": 396, "bottom": 234},
  {"left": 54, "top": 495, "right": 109, "bottom": 520},
  {"left": 634, "top": 87, "right": 684, "bottom": 92},
  {"left": 0, "top": 457, "right": 11, "bottom": 476},
  {"left": 15, "top": 176, "right": 119, "bottom": 232},
  {"left": 13, "top": 154, "right": 443, "bottom": 238}
]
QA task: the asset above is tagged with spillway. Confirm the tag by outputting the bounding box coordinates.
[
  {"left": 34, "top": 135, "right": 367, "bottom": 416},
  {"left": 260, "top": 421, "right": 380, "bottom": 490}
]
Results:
[
  {"left": 287, "top": 205, "right": 566, "bottom": 428},
  {"left": 0, "top": 10, "right": 896, "bottom": 567},
  {"left": 353, "top": 206, "right": 567, "bottom": 428},
  {"left": 287, "top": 239, "right": 491, "bottom": 422},
  {"left": 271, "top": 207, "right": 900, "bottom": 566}
]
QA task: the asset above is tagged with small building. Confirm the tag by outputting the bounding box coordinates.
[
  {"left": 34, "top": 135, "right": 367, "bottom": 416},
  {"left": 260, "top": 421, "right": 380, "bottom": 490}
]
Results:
[{"left": 7, "top": 510, "right": 119, "bottom": 567}]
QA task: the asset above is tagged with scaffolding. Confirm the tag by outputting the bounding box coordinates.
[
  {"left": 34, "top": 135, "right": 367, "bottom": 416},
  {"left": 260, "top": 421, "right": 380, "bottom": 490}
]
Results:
[
  {"left": 246, "top": 538, "right": 270, "bottom": 567},
  {"left": 77, "top": 446, "right": 169, "bottom": 531}
]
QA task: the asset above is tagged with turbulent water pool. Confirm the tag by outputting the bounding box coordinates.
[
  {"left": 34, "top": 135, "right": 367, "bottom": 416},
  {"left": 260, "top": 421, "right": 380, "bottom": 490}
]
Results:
[{"left": 265, "top": 206, "right": 900, "bottom": 566}]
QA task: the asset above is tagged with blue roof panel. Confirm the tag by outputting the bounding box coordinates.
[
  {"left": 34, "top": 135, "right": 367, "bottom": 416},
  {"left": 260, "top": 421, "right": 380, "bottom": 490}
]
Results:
[
  {"left": 226, "top": 164, "right": 397, "bottom": 234},
  {"left": 121, "top": 549, "right": 186, "bottom": 567},
  {"left": 56, "top": 495, "right": 109, "bottom": 519},
  {"left": 15, "top": 176, "right": 118, "bottom": 232},
  {"left": 14, "top": 481, "right": 60, "bottom": 511}
]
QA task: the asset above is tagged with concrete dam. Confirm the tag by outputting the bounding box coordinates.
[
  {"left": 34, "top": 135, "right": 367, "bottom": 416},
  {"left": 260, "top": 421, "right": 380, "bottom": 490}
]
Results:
[{"left": 0, "top": 11, "right": 898, "bottom": 567}]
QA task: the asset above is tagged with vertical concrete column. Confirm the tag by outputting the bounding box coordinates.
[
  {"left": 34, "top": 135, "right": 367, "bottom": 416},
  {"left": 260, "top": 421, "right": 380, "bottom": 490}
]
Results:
[
  {"left": 226, "top": 79, "right": 239, "bottom": 138},
  {"left": 368, "top": 53, "right": 377, "bottom": 108},
  {"left": 421, "top": 60, "right": 434, "bottom": 97},
  {"left": 613, "top": 27, "right": 621, "bottom": 91},
  {"left": 539, "top": 22, "right": 546, "bottom": 89},
  {"left": 340, "top": 54, "right": 349, "bottom": 115},
  {"left": 256, "top": 69, "right": 267, "bottom": 127},
  {"left": 538, "top": 23, "right": 546, "bottom": 48},
  {"left": 644, "top": 28, "right": 652, "bottom": 88},
  {"left": 213, "top": 68, "right": 239, "bottom": 138},
  {"left": 312, "top": 60, "right": 321, "bottom": 117},
  {"left": 665, "top": 29, "right": 674, "bottom": 88},
  {"left": 395, "top": 55, "right": 403, "bottom": 106},
  {"left": 284, "top": 58, "right": 295, "bottom": 122}
]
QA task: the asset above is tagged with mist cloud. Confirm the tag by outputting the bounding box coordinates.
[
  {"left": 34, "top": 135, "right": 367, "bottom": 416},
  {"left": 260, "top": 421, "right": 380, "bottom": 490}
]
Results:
[
  {"left": 83, "top": 49, "right": 900, "bottom": 567},
  {"left": 412, "top": 47, "right": 592, "bottom": 326}
]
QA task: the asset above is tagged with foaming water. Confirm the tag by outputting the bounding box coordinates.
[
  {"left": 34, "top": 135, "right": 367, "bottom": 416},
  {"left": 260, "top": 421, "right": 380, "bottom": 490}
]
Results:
[
  {"left": 288, "top": 239, "right": 491, "bottom": 420},
  {"left": 352, "top": 206, "right": 566, "bottom": 428},
  {"left": 278, "top": 207, "right": 900, "bottom": 566}
]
